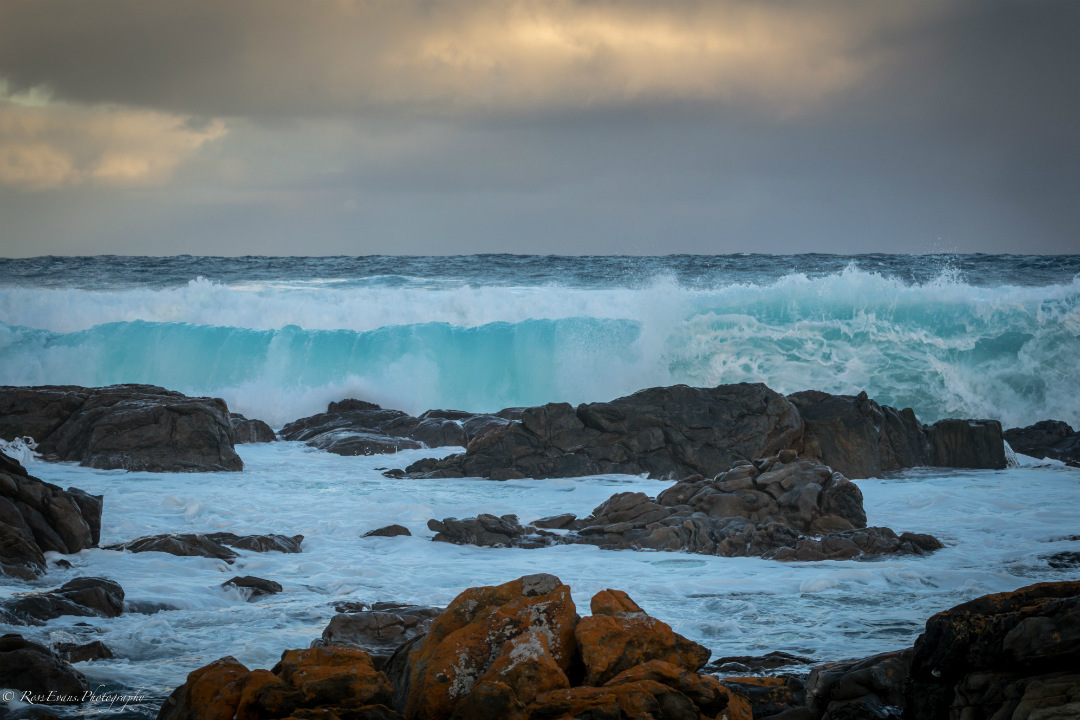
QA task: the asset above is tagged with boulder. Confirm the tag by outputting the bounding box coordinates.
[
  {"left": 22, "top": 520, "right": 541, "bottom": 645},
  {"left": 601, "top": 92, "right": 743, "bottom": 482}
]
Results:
[
  {"left": 705, "top": 650, "right": 815, "bottom": 675},
  {"left": 229, "top": 413, "right": 276, "bottom": 443},
  {"left": 928, "top": 418, "right": 1007, "bottom": 469},
  {"left": 906, "top": 580, "right": 1080, "bottom": 720},
  {"left": 222, "top": 576, "right": 283, "bottom": 599},
  {"left": 313, "top": 604, "right": 439, "bottom": 668},
  {"left": 398, "top": 383, "right": 805, "bottom": 480},
  {"left": 1004, "top": 419, "right": 1080, "bottom": 464},
  {"left": 279, "top": 400, "right": 504, "bottom": 456},
  {"left": 0, "top": 633, "right": 89, "bottom": 704},
  {"left": 105, "top": 532, "right": 302, "bottom": 563},
  {"left": 3, "top": 576, "right": 124, "bottom": 625},
  {"left": 804, "top": 649, "right": 910, "bottom": 718},
  {"left": 363, "top": 524, "right": 411, "bottom": 538},
  {"left": 427, "top": 456, "right": 943, "bottom": 562},
  {"left": 0, "top": 384, "right": 242, "bottom": 472},
  {"left": 57, "top": 639, "right": 114, "bottom": 663},
  {"left": 0, "top": 451, "right": 100, "bottom": 579}
]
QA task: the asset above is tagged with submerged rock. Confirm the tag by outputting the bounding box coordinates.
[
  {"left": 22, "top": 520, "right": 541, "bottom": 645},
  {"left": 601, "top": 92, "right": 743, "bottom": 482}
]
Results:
[
  {"left": 229, "top": 413, "right": 276, "bottom": 443},
  {"left": 1005, "top": 419, "right": 1080, "bottom": 464},
  {"left": 3, "top": 576, "right": 125, "bottom": 625},
  {"left": 0, "top": 450, "right": 101, "bottom": 579},
  {"left": 427, "top": 456, "right": 943, "bottom": 561},
  {"left": 0, "top": 384, "right": 242, "bottom": 472},
  {"left": 57, "top": 639, "right": 114, "bottom": 664},
  {"left": 223, "top": 576, "right": 283, "bottom": 599},
  {"left": 105, "top": 532, "right": 303, "bottom": 563},
  {"left": 279, "top": 399, "right": 507, "bottom": 456}
]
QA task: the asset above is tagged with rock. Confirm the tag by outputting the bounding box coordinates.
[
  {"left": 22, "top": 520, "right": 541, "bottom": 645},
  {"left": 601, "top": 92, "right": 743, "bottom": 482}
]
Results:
[
  {"left": 398, "top": 383, "right": 805, "bottom": 480},
  {"left": 364, "top": 524, "right": 411, "bottom": 538},
  {"left": 313, "top": 604, "right": 439, "bottom": 668},
  {"left": 229, "top": 413, "right": 276, "bottom": 443},
  {"left": 1045, "top": 551, "right": 1080, "bottom": 569},
  {"left": 704, "top": 650, "right": 816, "bottom": 675},
  {"left": 223, "top": 576, "right": 283, "bottom": 599},
  {"left": 804, "top": 649, "right": 910, "bottom": 718},
  {"left": 1004, "top": 419, "right": 1080, "bottom": 463},
  {"left": 0, "top": 633, "right": 89, "bottom": 703},
  {"left": 906, "top": 580, "right": 1080, "bottom": 720},
  {"left": 157, "top": 649, "right": 399, "bottom": 720},
  {"left": 56, "top": 639, "right": 114, "bottom": 663},
  {"left": 0, "top": 450, "right": 100, "bottom": 579},
  {"left": 531, "top": 513, "right": 577, "bottom": 530},
  {"left": 279, "top": 400, "right": 505, "bottom": 456},
  {"left": 787, "top": 390, "right": 932, "bottom": 478},
  {"left": 427, "top": 457, "right": 942, "bottom": 562},
  {"left": 105, "top": 532, "right": 302, "bottom": 563},
  {"left": 3, "top": 576, "right": 124, "bottom": 625},
  {"left": 721, "top": 675, "right": 807, "bottom": 719},
  {"left": 0, "top": 384, "right": 242, "bottom": 472},
  {"left": 928, "top": 418, "right": 1007, "bottom": 469}
]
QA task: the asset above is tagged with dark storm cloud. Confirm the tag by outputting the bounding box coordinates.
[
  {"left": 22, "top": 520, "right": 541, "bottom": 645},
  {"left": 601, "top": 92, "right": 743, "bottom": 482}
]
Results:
[{"left": 0, "top": 0, "right": 1078, "bottom": 255}]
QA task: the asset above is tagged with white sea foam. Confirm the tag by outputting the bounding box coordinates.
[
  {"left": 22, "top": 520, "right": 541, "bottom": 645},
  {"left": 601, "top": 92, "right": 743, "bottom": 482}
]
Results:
[{"left": 1, "top": 443, "right": 1077, "bottom": 716}]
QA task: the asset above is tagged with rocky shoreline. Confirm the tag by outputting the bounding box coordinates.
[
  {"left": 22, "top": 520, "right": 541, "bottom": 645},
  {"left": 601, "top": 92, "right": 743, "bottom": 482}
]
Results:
[{"left": 0, "top": 381, "right": 1076, "bottom": 718}]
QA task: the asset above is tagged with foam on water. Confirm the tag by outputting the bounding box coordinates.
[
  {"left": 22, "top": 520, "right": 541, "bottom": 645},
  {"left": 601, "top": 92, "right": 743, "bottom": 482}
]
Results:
[
  {"left": 2, "top": 266, "right": 1079, "bottom": 427},
  {"left": 1, "top": 443, "right": 1077, "bottom": 718}
]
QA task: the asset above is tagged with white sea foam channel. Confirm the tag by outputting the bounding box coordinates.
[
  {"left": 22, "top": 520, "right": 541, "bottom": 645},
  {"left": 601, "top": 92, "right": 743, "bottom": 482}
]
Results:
[{"left": 0, "top": 442, "right": 1077, "bottom": 717}]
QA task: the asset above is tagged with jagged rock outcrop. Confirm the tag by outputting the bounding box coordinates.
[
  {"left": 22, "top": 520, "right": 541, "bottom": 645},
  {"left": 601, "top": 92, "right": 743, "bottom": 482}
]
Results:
[
  {"left": 0, "top": 384, "right": 242, "bottom": 472},
  {"left": 3, "top": 576, "right": 125, "bottom": 625},
  {"left": 428, "top": 456, "right": 943, "bottom": 561},
  {"left": 400, "top": 383, "right": 804, "bottom": 480},
  {"left": 105, "top": 532, "right": 303, "bottom": 563},
  {"left": 159, "top": 575, "right": 739, "bottom": 720},
  {"left": 230, "top": 413, "right": 277, "bottom": 443},
  {"left": 313, "top": 603, "right": 440, "bottom": 669},
  {"left": 0, "top": 633, "right": 90, "bottom": 704},
  {"left": 905, "top": 580, "right": 1080, "bottom": 720},
  {"left": 0, "top": 450, "right": 101, "bottom": 579},
  {"left": 1004, "top": 419, "right": 1080, "bottom": 465},
  {"left": 279, "top": 399, "right": 509, "bottom": 456}
]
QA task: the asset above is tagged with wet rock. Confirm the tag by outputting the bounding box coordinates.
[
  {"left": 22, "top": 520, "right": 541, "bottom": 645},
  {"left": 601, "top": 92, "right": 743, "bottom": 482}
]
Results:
[
  {"left": 705, "top": 650, "right": 816, "bottom": 675},
  {"left": 928, "top": 418, "right": 1007, "bottom": 469},
  {"left": 0, "top": 633, "right": 89, "bottom": 703},
  {"left": 56, "top": 639, "right": 114, "bottom": 663},
  {"left": 105, "top": 532, "right": 302, "bottom": 562},
  {"left": 906, "top": 580, "right": 1080, "bottom": 720},
  {"left": 3, "top": 577, "right": 124, "bottom": 625},
  {"left": 313, "top": 604, "right": 439, "bottom": 668},
  {"left": 280, "top": 400, "right": 505, "bottom": 456},
  {"left": 364, "top": 524, "right": 411, "bottom": 538},
  {"left": 1005, "top": 419, "right": 1080, "bottom": 463},
  {"left": 721, "top": 675, "right": 807, "bottom": 719},
  {"left": 427, "top": 457, "right": 942, "bottom": 562},
  {"left": 399, "top": 383, "right": 805, "bottom": 480},
  {"left": 223, "top": 575, "right": 283, "bottom": 599},
  {"left": 804, "top": 649, "right": 910, "bottom": 718},
  {"left": 229, "top": 413, "right": 276, "bottom": 443},
  {"left": 0, "top": 451, "right": 100, "bottom": 579},
  {"left": 0, "top": 384, "right": 242, "bottom": 472},
  {"left": 1045, "top": 551, "right": 1080, "bottom": 568},
  {"left": 531, "top": 513, "right": 577, "bottom": 530}
]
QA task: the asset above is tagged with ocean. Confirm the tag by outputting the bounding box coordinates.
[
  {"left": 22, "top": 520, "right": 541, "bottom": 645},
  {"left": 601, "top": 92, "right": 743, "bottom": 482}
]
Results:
[{"left": 1, "top": 254, "right": 1078, "bottom": 718}]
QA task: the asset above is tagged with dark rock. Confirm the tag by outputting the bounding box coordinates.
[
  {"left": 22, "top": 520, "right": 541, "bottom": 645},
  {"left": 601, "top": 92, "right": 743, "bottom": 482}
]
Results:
[
  {"left": 312, "top": 604, "right": 439, "bottom": 669},
  {"left": 704, "top": 650, "right": 815, "bottom": 675},
  {"left": 0, "top": 451, "right": 99, "bottom": 579},
  {"left": 0, "top": 384, "right": 242, "bottom": 472},
  {"left": 56, "top": 639, "right": 114, "bottom": 663},
  {"left": 3, "top": 577, "right": 125, "bottom": 625},
  {"left": 531, "top": 513, "right": 578, "bottom": 530},
  {"left": 928, "top": 418, "right": 1007, "bottom": 469},
  {"left": 721, "top": 675, "right": 807, "bottom": 718},
  {"left": 363, "top": 524, "right": 411, "bottom": 538},
  {"left": 400, "top": 383, "right": 805, "bottom": 480},
  {"left": 427, "top": 457, "right": 941, "bottom": 562},
  {"left": 223, "top": 575, "right": 283, "bottom": 598},
  {"left": 906, "top": 580, "right": 1080, "bottom": 720},
  {"left": 0, "top": 633, "right": 89, "bottom": 703},
  {"left": 279, "top": 400, "right": 505, "bottom": 456},
  {"left": 1045, "top": 551, "right": 1080, "bottom": 568},
  {"left": 1005, "top": 419, "right": 1080, "bottom": 463},
  {"left": 787, "top": 390, "right": 932, "bottom": 478},
  {"left": 105, "top": 532, "right": 302, "bottom": 562},
  {"left": 805, "top": 649, "right": 910, "bottom": 718},
  {"left": 229, "top": 413, "right": 276, "bottom": 443}
]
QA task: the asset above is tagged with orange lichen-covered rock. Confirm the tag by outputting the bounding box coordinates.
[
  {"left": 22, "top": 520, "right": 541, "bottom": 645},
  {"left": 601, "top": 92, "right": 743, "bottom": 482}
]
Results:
[
  {"left": 575, "top": 589, "right": 711, "bottom": 686},
  {"left": 604, "top": 660, "right": 730, "bottom": 717},
  {"left": 233, "top": 668, "right": 304, "bottom": 720},
  {"left": 273, "top": 647, "right": 393, "bottom": 707},
  {"left": 403, "top": 573, "right": 577, "bottom": 720},
  {"left": 157, "top": 655, "right": 251, "bottom": 720},
  {"left": 721, "top": 675, "right": 802, "bottom": 719}
]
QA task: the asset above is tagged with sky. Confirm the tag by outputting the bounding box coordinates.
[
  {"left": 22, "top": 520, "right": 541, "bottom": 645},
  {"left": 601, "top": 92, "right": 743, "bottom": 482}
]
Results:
[{"left": 0, "top": 0, "right": 1078, "bottom": 256}]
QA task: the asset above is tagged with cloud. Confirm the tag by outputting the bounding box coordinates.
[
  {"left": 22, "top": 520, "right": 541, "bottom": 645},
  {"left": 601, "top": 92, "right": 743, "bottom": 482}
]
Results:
[
  {"left": 0, "top": 0, "right": 938, "bottom": 118},
  {"left": 0, "top": 91, "right": 226, "bottom": 190}
]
